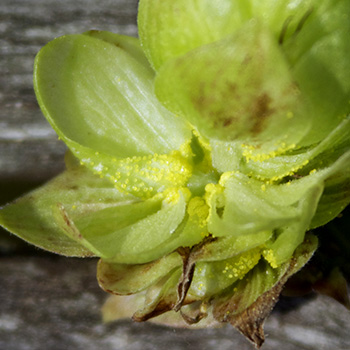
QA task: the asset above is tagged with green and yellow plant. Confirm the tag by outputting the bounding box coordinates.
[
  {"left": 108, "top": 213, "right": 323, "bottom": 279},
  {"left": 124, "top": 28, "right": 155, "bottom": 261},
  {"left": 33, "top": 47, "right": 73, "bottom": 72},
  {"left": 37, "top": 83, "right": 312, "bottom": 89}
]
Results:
[{"left": 1, "top": 0, "right": 349, "bottom": 347}]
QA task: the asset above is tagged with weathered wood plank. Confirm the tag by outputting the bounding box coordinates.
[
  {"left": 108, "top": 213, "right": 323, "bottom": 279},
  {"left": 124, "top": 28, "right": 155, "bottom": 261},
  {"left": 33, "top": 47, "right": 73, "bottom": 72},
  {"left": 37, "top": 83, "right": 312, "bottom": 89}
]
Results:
[
  {"left": 0, "top": 255, "right": 350, "bottom": 350},
  {"left": 0, "top": 0, "right": 138, "bottom": 189}
]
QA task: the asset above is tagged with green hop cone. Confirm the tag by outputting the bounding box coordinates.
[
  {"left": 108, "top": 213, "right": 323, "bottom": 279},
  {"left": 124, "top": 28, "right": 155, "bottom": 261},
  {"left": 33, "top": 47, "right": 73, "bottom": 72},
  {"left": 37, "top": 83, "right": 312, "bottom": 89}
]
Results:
[{"left": 1, "top": 0, "right": 350, "bottom": 347}]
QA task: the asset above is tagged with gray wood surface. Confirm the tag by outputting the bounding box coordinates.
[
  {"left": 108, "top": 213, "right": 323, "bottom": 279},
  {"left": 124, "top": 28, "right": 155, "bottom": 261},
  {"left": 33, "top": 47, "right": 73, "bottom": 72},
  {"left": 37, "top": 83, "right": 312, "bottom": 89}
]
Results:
[{"left": 1, "top": 1, "right": 349, "bottom": 349}]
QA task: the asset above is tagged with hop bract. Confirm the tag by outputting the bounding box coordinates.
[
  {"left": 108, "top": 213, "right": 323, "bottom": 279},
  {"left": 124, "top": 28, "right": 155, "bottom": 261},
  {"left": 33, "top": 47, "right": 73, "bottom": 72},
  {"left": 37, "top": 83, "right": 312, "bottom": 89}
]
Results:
[{"left": 1, "top": 0, "right": 349, "bottom": 347}]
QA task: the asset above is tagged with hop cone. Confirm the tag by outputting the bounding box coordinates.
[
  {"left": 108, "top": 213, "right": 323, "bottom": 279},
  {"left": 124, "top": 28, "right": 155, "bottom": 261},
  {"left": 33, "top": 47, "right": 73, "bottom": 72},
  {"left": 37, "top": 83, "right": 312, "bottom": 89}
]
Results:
[{"left": 1, "top": 0, "right": 349, "bottom": 347}]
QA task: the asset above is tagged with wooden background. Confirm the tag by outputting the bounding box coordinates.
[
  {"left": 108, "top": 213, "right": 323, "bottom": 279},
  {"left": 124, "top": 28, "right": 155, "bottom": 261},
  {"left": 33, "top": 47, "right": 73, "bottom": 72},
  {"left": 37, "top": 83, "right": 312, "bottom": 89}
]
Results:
[{"left": 0, "top": 1, "right": 349, "bottom": 349}]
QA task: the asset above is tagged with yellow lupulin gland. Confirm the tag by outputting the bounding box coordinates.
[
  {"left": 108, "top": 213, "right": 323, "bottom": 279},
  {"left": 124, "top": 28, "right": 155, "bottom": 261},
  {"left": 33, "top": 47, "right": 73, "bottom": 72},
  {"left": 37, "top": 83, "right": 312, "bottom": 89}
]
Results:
[
  {"left": 262, "top": 248, "right": 278, "bottom": 269},
  {"left": 187, "top": 196, "right": 209, "bottom": 229},
  {"left": 222, "top": 247, "right": 261, "bottom": 280},
  {"left": 241, "top": 142, "right": 297, "bottom": 163}
]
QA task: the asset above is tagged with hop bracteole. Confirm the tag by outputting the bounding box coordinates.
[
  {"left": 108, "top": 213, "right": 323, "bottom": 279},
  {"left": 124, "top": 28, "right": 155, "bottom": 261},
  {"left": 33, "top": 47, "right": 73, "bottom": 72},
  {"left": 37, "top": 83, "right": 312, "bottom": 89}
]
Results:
[{"left": 1, "top": 0, "right": 349, "bottom": 348}]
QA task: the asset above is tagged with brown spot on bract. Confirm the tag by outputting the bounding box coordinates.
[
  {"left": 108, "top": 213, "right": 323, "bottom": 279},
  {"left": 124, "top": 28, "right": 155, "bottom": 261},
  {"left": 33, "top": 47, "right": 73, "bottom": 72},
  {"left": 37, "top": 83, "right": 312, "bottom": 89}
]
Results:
[
  {"left": 223, "top": 118, "right": 233, "bottom": 127},
  {"left": 192, "top": 80, "right": 238, "bottom": 126},
  {"left": 250, "top": 93, "right": 274, "bottom": 135},
  {"left": 61, "top": 210, "right": 75, "bottom": 231}
]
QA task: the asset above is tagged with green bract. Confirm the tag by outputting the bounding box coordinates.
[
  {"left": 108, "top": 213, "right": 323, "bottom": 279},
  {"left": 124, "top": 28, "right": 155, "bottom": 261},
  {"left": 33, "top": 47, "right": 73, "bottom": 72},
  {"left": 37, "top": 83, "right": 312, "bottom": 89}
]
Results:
[{"left": 1, "top": 0, "right": 349, "bottom": 347}]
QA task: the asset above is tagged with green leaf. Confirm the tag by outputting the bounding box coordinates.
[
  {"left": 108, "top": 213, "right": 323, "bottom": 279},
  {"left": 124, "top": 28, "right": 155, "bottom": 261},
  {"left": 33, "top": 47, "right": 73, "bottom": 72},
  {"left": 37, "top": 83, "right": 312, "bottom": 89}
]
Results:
[
  {"left": 68, "top": 142, "right": 193, "bottom": 198},
  {"left": 0, "top": 166, "right": 136, "bottom": 256},
  {"left": 155, "top": 21, "right": 308, "bottom": 148},
  {"left": 141, "top": 197, "right": 209, "bottom": 261},
  {"left": 283, "top": 0, "right": 350, "bottom": 145},
  {"left": 34, "top": 33, "right": 192, "bottom": 197},
  {"left": 310, "top": 152, "right": 350, "bottom": 228},
  {"left": 138, "top": 0, "right": 251, "bottom": 70},
  {"left": 194, "top": 230, "right": 273, "bottom": 263},
  {"left": 132, "top": 268, "right": 183, "bottom": 322},
  {"left": 211, "top": 116, "right": 350, "bottom": 182},
  {"left": 138, "top": 0, "right": 320, "bottom": 71},
  {"left": 188, "top": 247, "right": 262, "bottom": 299},
  {"left": 34, "top": 33, "right": 190, "bottom": 157},
  {"left": 206, "top": 172, "right": 318, "bottom": 237},
  {"left": 97, "top": 252, "right": 182, "bottom": 295},
  {"left": 53, "top": 188, "right": 208, "bottom": 265},
  {"left": 83, "top": 30, "right": 151, "bottom": 69},
  {"left": 206, "top": 150, "right": 349, "bottom": 265},
  {"left": 248, "top": 0, "right": 316, "bottom": 40},
  {"left": 264, "top": 152, "right": 350, "bottom": 265},
  {"left": 262, "top": 185, "right": 322, "bottom": 266},
  {"left": 205, "top": 175, "right": 317, "bottom": 266},
  {"left": 57, "top": 188, "right": 189, "bottom": 264}
]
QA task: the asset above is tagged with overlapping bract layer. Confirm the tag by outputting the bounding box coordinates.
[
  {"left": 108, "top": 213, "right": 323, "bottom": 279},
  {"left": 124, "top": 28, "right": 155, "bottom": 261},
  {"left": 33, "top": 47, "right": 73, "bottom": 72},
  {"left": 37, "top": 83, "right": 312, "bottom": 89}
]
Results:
[{"left": 0, "top": 0, "right": 349, "bottom": 347}]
